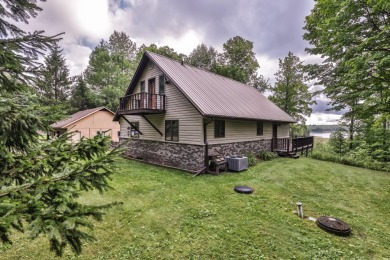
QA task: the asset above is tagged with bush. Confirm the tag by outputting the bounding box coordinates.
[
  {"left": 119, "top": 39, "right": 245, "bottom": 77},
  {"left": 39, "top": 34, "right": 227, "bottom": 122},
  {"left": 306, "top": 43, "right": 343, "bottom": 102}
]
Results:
[
  {"left": 310, "top": 143, "right": 390, "bottom": 172},
  {"left": 246, "top": 153, "right": 258, "bottom": 166},
  {"left": 257, "top": 151, "right": 278, "bottom": 161}
]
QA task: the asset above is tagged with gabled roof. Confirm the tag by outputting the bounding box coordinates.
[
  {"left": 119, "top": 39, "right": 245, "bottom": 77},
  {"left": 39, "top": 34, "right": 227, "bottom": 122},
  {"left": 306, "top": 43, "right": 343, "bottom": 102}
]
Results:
[
  {"left": 51, "top": 107, "right": 114, "bottom": 129},
  {"left": 121, "top": 51, "right": 296, "bottom": 123}
]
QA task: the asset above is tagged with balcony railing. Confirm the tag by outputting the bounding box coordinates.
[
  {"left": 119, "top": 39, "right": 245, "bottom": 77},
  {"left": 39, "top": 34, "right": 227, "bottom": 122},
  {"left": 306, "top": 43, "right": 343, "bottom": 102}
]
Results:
[{"left": 118, "top": 93, "right": 165, "bottom": 115}]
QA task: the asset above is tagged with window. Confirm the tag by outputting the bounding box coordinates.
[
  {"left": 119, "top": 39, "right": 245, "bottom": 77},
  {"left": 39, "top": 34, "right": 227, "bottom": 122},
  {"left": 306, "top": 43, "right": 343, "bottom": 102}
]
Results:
[
  {"left": 214, "top": 120, "right": 225, "bottom": 138},
  {"left": 165, "top": 120, "right": 179, "bottom": 141},
  {"left": 140, "top": 81, "right": 145, "bottom": 92},
  {"left": 127, "top": 122, "right": 139, "bottom": 138},
  {"left": 257, "top": 121, "right": 264, "bottom": 136},
  {"left": 159, "top": 75, "right": 165, "bottom": 95}
]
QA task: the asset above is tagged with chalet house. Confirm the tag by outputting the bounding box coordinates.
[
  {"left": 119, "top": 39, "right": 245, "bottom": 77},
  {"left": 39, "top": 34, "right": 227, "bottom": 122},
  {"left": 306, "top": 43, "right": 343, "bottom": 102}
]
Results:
[
  {"left": 114, "top": 51, "right": 296, "bottom": 172},
  {"left": 51, "top": 107, "right": 120, "bottom": 142}
]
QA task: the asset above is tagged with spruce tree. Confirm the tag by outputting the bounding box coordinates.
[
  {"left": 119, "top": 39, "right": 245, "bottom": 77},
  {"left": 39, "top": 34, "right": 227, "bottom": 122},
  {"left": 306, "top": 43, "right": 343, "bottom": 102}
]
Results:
[
  {"left": 0, "top": 0, "right": 120, "bottom": 256},
  {"left": 36, "top": 42, "right": 72, "bottom": 101}
]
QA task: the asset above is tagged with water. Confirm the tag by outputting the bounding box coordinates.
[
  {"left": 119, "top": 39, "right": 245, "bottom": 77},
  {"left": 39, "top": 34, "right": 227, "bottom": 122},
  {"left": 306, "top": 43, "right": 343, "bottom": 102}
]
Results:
[{"left": 310, "top": 132, "right": 333, "bottom": 138}]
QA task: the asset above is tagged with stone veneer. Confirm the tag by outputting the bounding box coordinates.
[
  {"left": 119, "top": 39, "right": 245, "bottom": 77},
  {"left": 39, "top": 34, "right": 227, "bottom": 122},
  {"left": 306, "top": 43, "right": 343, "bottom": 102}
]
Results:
[
  {"left": 208, "top": 139, "right": 272, "bottom": 157},
  {"left": 120, "top": 138, "right": 205, "bottom": 172},
  {"left": 121, "top": 138, "right": 273, "bottom": 172}
]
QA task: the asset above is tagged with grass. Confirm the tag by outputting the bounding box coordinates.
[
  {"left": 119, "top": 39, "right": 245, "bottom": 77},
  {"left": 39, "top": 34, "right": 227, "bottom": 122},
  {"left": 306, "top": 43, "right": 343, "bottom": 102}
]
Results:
[{"left": 1, "top": 157, "right": 389, "bottom": 259}]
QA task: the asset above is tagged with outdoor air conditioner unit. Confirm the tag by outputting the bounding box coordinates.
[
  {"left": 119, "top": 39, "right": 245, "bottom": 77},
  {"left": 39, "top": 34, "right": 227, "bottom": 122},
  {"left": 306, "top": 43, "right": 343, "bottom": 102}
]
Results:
[{"left": 225, "top": 156, "right": 248, "bottom": 172}]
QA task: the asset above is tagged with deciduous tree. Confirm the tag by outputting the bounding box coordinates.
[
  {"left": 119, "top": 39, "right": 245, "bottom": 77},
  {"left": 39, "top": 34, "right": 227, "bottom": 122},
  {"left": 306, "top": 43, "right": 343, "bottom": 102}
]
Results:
[
  {"left": 269, "top": 52, "right": 314, "bottom": 123},
  {"left": 214, "top": 36, "right": 269, "bottom": 92},
  {"left": 186, "top": 43, "right": 218, "bottom": 71},
  {"left": 83, "top": 31, "right": 138, "bottom": 111},
  {"left": 304, "top": 0, "right": 390, "bottom": 160}
]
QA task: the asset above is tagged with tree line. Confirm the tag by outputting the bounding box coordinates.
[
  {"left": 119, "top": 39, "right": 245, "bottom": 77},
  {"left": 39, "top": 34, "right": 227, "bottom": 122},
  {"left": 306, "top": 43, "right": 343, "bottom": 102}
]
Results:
[{"left": 38, "top": 32, "right": 313, "bottom": 126}]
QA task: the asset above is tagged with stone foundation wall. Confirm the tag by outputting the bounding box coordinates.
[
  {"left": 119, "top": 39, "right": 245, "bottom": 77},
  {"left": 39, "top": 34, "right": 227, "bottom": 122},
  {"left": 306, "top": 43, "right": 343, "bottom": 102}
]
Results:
[
  {"left": 208, "top": 139, "right": 272, "bottom": 157},
  {"left": 120, "top": 138, "right": 205, "bottom": 172},
  {"left": 120, "top": 138, "right": 272, "bottom": 172}
]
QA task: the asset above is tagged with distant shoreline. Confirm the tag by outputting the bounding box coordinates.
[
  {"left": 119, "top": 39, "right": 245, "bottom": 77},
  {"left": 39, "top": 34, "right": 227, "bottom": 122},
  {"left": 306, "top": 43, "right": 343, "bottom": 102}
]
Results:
[{"left": 311, "top": 131, "right": 333, "bottom": 138}]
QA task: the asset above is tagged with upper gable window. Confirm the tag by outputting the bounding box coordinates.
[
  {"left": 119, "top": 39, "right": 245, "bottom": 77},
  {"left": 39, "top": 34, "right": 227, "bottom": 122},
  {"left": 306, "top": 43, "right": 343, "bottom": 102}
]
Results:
[
  {"left": 159, "top": 75, "right": 165, "bottom": 95},
  {"left": 140, "top": 81, "right": 145, "bottom": 92}
]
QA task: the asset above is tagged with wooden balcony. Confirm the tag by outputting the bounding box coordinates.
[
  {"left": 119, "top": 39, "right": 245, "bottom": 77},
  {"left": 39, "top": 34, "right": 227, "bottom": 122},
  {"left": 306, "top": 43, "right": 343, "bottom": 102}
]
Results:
[{"left": 118, "top": 93, "right": 166, "bottom": 115}]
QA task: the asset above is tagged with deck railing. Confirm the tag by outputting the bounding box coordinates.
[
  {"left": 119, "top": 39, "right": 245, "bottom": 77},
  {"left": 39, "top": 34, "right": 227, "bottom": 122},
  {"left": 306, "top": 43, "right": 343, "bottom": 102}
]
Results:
[
  {"left": 292, "top": 136, "right": 314, "bottom": 152},
  {"left": 271, "top": 137, "right": 290, "bottom": 152},
  {"left": 119, "top": 93, "right": 165, "bottom": 113},
  {"left": 272, "top": 136, "right": 314, "bottom": 156}
]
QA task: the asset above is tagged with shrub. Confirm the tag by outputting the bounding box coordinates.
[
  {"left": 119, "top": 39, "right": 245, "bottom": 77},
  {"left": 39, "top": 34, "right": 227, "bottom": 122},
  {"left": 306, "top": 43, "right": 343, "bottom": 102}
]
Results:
[
  {"left": 246, "top": 153, "right": 258, "bottom": 166},
  {"left": 310, "top": 143, "right": 390, "bottom": 172},
  {"left": 257, "top": 151, "right": 278, "bottom": 161}
]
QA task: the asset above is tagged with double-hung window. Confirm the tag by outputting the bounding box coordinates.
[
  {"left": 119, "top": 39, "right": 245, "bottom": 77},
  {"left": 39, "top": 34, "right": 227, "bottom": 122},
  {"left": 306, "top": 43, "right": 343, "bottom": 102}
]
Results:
[
  {"left": 257, "top": 121, "right": 264, "bottom": 136},
  {"left": 214, "top": 120, "right": 225, "bottom": 138},
  {"left": 165, "top": 120, "right": 179, "bottom": 141}
]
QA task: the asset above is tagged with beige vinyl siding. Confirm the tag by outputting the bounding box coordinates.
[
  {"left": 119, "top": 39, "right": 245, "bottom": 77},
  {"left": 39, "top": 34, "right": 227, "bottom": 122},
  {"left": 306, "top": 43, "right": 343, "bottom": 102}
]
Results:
[
  {"left": 207, "top": 120, "right": 290, "bottom": 144},
  {"left": 119, "top": 61, "right": 203, "bottom": 144},
  {"left": 278, "top": 123, "right": 290, "bottom": 138},
  {"left": 67, "top": 111, "right": 120, "bottom": 142}
]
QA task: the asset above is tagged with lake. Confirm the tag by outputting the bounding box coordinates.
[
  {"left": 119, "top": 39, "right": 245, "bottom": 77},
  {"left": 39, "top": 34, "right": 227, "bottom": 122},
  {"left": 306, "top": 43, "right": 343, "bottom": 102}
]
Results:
[{"left": 310, "top": 132, "right": 333, "bottom": 138}]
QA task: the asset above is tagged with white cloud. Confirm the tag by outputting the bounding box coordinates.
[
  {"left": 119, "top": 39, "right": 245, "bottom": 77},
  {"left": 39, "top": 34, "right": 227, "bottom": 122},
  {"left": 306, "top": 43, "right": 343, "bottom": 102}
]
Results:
[
  {"left": 257, "top": 54, "right": 278, "bottom": 84},
  {"left": 306, "top": 113, "right": 341, "bottom": 125},
  {"left": 160, "top": 30, "right": 204, "bottom": 54},
  {"left": 64, "top": 44, "right": 92, "bottom": 76}
]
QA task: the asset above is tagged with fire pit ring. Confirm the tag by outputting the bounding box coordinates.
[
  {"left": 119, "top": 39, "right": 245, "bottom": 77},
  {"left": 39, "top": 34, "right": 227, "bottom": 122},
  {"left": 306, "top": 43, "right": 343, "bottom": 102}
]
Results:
[
  {"left": 234, "top": 185, "right": 254, "bottom": 194},
  {"left": 316, "top": 216, "right": 351, "bottom": 236}
]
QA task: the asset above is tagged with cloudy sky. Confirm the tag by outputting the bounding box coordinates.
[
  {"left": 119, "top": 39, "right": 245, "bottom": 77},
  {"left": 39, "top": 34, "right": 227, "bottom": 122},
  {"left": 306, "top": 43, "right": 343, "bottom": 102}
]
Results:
[{"left": 22, "top": 0, "right": 342, "bottom": 125}]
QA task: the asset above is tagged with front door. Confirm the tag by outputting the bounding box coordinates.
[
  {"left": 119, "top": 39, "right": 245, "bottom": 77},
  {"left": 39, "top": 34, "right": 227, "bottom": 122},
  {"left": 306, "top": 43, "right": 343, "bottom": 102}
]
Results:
[
  {"left": 272, "top": 124, "right": 278, "bottom": 150},
  {"left": 148, "top": 78, "right": 156, "bottom": 109}
]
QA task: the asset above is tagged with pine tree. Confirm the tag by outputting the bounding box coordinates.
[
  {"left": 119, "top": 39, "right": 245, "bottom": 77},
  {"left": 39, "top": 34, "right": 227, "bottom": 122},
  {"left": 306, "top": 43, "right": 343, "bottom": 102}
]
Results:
[
  {"left": 37, "top": 43, "right": 72, "bottom": 101},
  {"left": 0, "top": 0, "right": 120, "bottom": 256},
  {"left": 70, "top": 75, "right": 98, "bottom": 111},
  {"left": 269, "top": 52, "right": 314, "bottom": 124}
]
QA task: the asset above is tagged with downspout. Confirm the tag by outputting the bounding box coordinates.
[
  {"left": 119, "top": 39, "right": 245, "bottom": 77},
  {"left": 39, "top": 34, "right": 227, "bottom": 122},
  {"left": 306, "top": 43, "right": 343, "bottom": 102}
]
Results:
[{"left": 203, "top": 118, "right": 214, "bottom": 168}]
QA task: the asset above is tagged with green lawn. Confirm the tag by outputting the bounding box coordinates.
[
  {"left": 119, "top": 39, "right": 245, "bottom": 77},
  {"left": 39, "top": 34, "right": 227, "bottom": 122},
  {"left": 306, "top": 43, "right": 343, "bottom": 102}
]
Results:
[{"left": 1, "top": 157, "right": 389, "bottom": 259}]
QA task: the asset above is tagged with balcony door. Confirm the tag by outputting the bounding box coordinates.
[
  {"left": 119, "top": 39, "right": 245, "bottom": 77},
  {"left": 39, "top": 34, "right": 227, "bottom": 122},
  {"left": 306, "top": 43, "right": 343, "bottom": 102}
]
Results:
[{"left": 148, "top": 78, "right": 156, "bottom": 109}]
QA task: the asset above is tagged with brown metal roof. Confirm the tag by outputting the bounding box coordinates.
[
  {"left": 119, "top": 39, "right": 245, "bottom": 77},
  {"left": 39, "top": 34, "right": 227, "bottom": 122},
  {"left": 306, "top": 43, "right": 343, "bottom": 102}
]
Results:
[
  {"left": 121, "top": 51, "right": 296, "bottom": 123},
  {"left": 51, "top": 107, "right": 114, "bottom": 129}
]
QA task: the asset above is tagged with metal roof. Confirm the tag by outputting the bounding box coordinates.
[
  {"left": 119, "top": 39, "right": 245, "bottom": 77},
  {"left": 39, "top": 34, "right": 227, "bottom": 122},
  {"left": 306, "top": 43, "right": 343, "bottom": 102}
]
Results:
[
  {"left": 51, "top": 107, "right": 114, "bottom": 129},
  {"left": 122, "top": 51, "right": 296, "bottom": 123}
]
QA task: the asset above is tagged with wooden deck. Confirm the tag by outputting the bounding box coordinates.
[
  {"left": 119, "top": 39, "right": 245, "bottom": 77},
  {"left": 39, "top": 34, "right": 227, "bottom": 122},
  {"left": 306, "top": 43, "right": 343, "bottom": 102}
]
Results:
[{"left": 272, "top": 136, "right": 314, "bottom": 158}]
